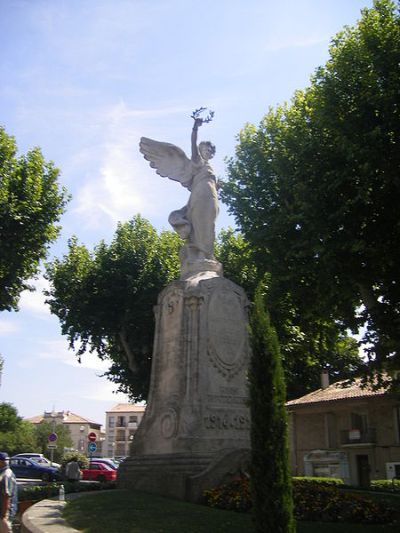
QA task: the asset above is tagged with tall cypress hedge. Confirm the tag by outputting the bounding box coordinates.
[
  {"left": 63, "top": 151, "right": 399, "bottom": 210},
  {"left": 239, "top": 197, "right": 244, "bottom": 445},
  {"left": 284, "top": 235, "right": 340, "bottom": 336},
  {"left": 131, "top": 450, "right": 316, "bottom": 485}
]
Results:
[{"left": 249, "top": 284, "right": 295, "bottom": 532}]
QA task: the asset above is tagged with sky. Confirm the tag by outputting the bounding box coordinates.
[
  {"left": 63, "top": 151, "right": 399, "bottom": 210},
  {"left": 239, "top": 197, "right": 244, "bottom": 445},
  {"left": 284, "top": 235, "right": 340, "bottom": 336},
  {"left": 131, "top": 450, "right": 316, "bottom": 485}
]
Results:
[{"left": 0, "top": 0, "right": 373, "bottom": 428}]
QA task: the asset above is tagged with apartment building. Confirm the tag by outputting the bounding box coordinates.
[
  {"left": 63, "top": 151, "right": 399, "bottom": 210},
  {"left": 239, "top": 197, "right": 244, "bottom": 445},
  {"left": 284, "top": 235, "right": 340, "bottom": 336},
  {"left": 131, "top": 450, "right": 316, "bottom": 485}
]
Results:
[
  {"left": 26, "top": 410, "right": 104, "bottom": 456},
  {"left": 105, "top": 403, "right": 146, "bottom": 457}
]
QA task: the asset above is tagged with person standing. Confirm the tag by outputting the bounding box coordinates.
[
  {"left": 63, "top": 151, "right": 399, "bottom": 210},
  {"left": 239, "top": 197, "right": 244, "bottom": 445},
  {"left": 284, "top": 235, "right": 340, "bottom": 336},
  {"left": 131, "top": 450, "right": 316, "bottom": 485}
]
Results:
[
  {"left": 65, "top": 458, "right": 81, "bottom": 483},
  {"left": 0, "top": 452, "right": 17, "bottom": 533}
]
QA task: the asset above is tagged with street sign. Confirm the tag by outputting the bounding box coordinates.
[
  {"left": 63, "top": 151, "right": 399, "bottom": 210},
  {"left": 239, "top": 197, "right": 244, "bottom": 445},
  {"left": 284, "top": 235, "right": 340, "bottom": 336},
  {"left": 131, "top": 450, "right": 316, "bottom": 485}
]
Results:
[
  {"left": 47, "top": 444, "right": 57, "bottom": 449},
  {"left": 88, "top": 432, "right": 97, "bottom": 442},
  {"left": 48, "top": 432, "right": 58, "bottom": 442},
  {"left": 88, "top": 442, "right": 97, "bottom": 453}
]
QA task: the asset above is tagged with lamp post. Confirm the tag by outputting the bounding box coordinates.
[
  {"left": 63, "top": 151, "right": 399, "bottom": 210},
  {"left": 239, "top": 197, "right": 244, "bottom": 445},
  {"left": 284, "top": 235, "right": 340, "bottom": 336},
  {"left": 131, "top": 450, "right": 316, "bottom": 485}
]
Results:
[{"left": 49, "top": 410, "right": 57, "bottom": 466}]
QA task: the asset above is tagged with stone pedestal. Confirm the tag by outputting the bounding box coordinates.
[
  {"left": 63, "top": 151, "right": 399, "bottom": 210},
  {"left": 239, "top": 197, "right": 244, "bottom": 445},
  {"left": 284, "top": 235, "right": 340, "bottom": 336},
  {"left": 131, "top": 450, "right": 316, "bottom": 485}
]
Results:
[{"left": 118, "top": 268, "right": 251, "bottom": 501}]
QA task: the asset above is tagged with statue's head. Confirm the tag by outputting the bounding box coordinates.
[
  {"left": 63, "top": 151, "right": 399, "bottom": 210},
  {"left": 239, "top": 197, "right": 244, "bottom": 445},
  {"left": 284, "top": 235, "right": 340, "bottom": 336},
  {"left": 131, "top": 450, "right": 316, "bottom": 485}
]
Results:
[{"left": 199, "top": 141, "right": 216, "bottom": 161}]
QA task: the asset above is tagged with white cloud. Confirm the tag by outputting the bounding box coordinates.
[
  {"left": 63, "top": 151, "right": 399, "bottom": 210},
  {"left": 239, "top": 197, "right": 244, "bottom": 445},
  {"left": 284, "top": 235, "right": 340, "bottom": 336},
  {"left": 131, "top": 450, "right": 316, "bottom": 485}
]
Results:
[
  {"left": 0, "top": 320, "right": 19, "bottom": 336},
  {"left": 36, "top": 338, "right": 110, "bottom": 372},
  {"left": 81, "top": 379, "right": 131, "bottom": 403},
  {"left": 19, "top": 276, "right": 52, "bottom": 317},
  {"left": 263, "top": 36, "right": 328, "bottom": 53},
  {"left": 72, "top": 102, "right": 191, "bottom": 230}
]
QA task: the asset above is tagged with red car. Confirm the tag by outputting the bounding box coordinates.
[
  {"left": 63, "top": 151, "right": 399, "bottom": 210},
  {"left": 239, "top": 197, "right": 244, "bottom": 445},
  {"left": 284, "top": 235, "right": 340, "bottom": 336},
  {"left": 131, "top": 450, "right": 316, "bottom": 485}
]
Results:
[{"left": 81, "top": 461, "right": 117, "bottom": 482}]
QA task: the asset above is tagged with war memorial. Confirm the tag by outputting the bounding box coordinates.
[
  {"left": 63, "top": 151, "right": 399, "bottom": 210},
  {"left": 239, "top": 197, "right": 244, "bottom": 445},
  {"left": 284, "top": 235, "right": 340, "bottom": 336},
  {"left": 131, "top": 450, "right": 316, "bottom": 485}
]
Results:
[{"left": 118, "top": 110, "right": 251, "bottom": 501}]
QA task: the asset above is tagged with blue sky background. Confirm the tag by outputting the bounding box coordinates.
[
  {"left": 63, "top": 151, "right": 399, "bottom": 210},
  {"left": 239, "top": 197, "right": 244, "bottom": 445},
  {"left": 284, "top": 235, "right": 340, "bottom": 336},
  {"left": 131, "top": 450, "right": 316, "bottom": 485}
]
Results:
[{"left": 0, "top": 0, "right": 372, "bottom": 427}]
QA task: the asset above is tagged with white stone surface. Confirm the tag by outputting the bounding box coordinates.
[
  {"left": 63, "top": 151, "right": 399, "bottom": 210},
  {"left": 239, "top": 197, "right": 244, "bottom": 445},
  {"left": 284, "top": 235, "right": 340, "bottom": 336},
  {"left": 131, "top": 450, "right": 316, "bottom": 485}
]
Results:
[
  {"left": 131, "top": 272, "right": 251, "bottom": 457},
  {"left": 139, "top": 117, "right": 219, "bottom": 272}
]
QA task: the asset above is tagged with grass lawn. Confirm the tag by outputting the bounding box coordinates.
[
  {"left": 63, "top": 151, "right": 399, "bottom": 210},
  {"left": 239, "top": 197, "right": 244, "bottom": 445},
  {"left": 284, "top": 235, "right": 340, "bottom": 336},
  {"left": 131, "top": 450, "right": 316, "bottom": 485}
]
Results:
[{"left": 63, "top": 489, "right": 400, "bottom": 533}]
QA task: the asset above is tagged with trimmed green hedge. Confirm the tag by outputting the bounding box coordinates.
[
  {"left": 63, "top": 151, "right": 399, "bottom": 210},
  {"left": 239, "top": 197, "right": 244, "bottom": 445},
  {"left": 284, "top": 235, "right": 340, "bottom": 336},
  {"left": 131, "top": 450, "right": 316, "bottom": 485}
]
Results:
[
  {"left": 293, "top": 476, "right": 344, "bottom": 486},
  {"left": 18, "top": 481, "right": 116, "bottom": 501},
  {"left": 370, "top": 479, "right": 400, "bottom": 493}
]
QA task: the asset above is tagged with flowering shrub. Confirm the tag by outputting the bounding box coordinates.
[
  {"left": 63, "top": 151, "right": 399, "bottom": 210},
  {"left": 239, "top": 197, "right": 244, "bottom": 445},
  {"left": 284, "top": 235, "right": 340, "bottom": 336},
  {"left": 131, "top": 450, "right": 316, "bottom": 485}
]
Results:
[
  {"left": 204, "top": 475, "right": 251, "bottom": 512},
  {"left": 204, "top": 477, "right": 397, "bottom": 524},
  {"left": 293, "top": 483, "right": 395, "bottom": 524}
]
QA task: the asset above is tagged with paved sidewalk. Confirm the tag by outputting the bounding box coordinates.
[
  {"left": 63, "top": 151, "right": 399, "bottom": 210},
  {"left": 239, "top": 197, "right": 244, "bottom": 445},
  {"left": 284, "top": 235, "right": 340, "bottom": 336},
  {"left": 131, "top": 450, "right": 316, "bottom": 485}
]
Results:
[{"left": 21, "top": 499, "right": 79, "bottom": 533}]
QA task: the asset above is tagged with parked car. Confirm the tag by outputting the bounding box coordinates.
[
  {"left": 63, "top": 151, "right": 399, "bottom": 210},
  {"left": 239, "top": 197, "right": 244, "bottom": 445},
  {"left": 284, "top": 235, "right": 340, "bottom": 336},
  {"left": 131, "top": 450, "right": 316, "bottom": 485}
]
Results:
[
  {"left": 81, "top": 461, "right": 117, "bottom": 482},
  {"left": 12, "top": 453, "right": 61, "bottom": 468},
  {"left": 90, "top": 458, "right": 118, "bottom": 469},
  {"left": 10, "top": 457, "right": 61, "bottom": 481}
]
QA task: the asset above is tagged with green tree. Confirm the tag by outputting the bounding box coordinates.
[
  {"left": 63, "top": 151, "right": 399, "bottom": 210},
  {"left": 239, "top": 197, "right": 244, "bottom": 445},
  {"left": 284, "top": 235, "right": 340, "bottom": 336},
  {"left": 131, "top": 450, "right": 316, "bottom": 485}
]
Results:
[
  {"left": 0, "top": 402, "right": 21, "bottom": 432},
  {"left": 249, "top": 282, "right": 294, "bottom": 532},
  {"left": 45, "top": 215, "right": 182, "bottom": 401},
  {"left": 33, "top": 421, "right": 73, "bottom": 463},
  {"left": 216, "top": 230, "right": 361, "bottom": 398},
  {"left": 215, "top": 227, "right": 259, "bottom": 297},
  {"left": 222, "top": 0, "right": 400, "bottom": 381},
  {"left": 0, "top": 126, "right": 69, "bottom": 311},
  {"left": 0, "top": 403, "right": 37, "bottom": 455}
]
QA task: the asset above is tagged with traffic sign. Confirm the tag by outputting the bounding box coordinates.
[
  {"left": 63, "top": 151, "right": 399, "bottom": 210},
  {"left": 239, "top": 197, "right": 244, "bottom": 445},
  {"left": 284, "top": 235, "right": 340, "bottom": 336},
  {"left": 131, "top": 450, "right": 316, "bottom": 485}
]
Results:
[
  {"left": 88, "top": 442, "right": 97, "bottom": 453},
  {"left": 48, "top": 432, "right": 58, "bottom": 442},
  {"left": 88, "top": 432, "right": 97, "bottom": 442},
  {"left": 47, "top": 444, "right": 57, "bottom": 449}
]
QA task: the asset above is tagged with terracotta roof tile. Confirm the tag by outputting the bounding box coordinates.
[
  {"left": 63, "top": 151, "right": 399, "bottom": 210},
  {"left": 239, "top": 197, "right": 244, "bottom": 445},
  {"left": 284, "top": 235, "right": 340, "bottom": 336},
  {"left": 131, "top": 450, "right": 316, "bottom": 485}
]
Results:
[
  {"left": 287, "top": 377, "right": 388, "bottom": 407},
  {"left": 106, "top": 403, "right": 146, "bottom": 413}
]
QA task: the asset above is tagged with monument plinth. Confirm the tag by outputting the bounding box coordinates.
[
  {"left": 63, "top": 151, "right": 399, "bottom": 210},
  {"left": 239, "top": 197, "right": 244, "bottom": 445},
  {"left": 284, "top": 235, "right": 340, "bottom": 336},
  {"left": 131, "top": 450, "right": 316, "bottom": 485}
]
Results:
[{"left": 117, "top": 111, "right": 251, "bottom": 501}]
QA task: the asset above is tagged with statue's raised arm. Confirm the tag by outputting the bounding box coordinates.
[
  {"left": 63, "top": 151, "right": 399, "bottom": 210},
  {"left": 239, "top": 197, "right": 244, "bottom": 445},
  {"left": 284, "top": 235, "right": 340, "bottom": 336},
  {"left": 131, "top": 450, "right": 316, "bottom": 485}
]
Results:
[{"left": 139, "top": 108, "right": 220, "bottom": 278}]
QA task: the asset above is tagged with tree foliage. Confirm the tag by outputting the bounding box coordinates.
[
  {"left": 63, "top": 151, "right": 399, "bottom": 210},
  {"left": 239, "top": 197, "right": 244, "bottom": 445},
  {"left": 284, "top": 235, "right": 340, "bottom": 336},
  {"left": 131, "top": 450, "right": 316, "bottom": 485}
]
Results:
[
  {"left": 222, "top": 0, "right": 400, "bottom": 380},
  {"left": 0, "top": 402, "right": 22, "bottom": 432},
  {"left": 249, "top": 282, "right": 294, "bottom": 532},
  {"left": 216, "top": 230, "right": 361, "bottom": 399},
  {"left": 0, "top": 126, "right": 69, "bottom": 311},
  {"left": 45, "top": 215, "right": 182, "bottom": 402},
  {"left": 0, "top": 403, "right": 37, "bottom": 455},
  {"left": 33, "top": 421, "right": 73, "bottom": 463}
]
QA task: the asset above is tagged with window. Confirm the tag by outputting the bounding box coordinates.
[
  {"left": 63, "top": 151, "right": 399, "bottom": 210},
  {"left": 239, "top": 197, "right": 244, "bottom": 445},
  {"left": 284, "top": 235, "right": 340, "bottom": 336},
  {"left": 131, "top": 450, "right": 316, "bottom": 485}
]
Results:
[
  {"left": 117, "top": 416, "right": 126, "bottom": 427},
  {"left": 351, "top": 412, "right": 368, "bottom": 432},
  {"left": 108, "top": 416, "right": 115, "bottom": 428},
  {"left": 129, "top": 415, "right": 138, "bottom": 423}
]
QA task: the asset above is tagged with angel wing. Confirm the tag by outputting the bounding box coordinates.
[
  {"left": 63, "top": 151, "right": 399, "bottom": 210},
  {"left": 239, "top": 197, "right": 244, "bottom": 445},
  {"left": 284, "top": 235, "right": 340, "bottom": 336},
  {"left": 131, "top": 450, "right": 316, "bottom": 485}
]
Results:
[{"left": 139, "top": 137, "right": 193, "bottom": 189}]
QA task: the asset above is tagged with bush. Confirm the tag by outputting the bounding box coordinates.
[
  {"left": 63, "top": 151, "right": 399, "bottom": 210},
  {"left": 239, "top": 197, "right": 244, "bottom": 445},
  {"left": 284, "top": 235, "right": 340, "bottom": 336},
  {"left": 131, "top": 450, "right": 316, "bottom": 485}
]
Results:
[
  {"left": 293, "top": 476, "right": 344, "bottom": 487},
  {"left": 204, "top": 476, "right": 397, "bottom": 524},
  {"left": 370, "top": 479, "right": 400, "bottom": 493},
  {"left": 61, "top": 451, "right": 88, "bottom": 468},
  {"left": 18, "top": 480, "right": 116, "bottom": 502},
  {"left": 293, "top": 483, "right": 395, "bottom": 524},
  {"left": 204, "top": 475, "right": 251, "bottom": 512}
]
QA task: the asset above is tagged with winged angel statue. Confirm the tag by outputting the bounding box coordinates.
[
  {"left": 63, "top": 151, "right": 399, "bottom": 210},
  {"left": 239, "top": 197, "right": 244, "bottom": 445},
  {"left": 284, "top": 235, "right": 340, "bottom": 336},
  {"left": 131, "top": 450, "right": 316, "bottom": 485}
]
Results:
[{"left": 140, "top": 110, "right": 219, "bottom": 270}]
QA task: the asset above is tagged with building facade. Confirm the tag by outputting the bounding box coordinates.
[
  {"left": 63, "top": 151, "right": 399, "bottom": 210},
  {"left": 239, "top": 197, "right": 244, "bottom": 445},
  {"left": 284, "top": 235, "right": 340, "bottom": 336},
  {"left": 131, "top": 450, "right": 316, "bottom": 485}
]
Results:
[
  {"left": 26, "top": 410, "right": 104, "bottom": 457},
  {"left": 105, "top": 404, "right": 146, "bottom": 458},
  {"left": 287, "top": 377, "right": 400, "bottom": 486}
]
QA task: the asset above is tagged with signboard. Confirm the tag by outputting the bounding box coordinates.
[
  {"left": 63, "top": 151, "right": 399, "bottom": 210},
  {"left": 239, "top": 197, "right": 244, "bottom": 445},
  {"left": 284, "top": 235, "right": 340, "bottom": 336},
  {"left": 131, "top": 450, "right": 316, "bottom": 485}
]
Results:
[
  {"left": 88, "top": 432, "right": 97, "bottom": 442},
  {"left": 349, "top": 429, "right": 361, "bottom": 441},
  {"left": 47, "top": 444, "right": 57, "bottom": 449},
  {"left": 48, "top": 432, "right": 58, "bottom": 442},
  {"left": 88, "top": 442, "right": 97, "bottom": 453}
]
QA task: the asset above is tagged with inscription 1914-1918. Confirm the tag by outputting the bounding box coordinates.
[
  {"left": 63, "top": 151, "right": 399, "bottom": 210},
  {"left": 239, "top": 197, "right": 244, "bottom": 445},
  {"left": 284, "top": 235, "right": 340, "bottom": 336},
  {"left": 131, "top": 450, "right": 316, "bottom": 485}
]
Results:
[{"left": 204, "top": 412, "right": 250, "bottom": 430}]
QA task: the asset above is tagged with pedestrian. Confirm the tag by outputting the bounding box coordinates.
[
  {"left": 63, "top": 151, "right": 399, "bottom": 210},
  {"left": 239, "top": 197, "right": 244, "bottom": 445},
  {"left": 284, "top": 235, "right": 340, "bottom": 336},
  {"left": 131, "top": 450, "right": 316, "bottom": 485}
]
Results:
[
  {"left": 65, "top": 458, "right": 81, "bottom": 483},
  {"left": 0, "top": 452, "right": 18, "bottom": 533}
]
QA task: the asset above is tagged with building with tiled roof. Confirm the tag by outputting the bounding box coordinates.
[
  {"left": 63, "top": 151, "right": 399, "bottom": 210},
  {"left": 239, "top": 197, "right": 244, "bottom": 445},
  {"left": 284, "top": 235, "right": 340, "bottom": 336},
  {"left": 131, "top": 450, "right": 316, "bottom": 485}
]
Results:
[
  {"left": 287, "top": 377, "right": 388, "bottom": 407},
  {"left": 287, "top": 375, "right": 400, "bottom": 486},
  {"left": 105, "top": 403, "right": 146, "bottom": 458},
  {"left": 26, "top": 410, "right": 104, "bottom": 456}
]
